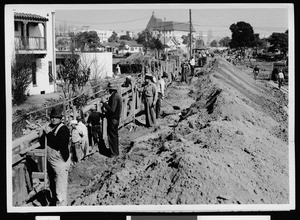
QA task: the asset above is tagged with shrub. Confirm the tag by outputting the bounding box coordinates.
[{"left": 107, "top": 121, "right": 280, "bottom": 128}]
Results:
[{"left": 11, "top": 54, "right": 36, "bottom": 105}]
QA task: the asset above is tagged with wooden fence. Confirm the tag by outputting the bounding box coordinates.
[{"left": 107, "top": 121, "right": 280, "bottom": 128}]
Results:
[{"left": 11, "top": 56, "right": 180, "bottom": 206}]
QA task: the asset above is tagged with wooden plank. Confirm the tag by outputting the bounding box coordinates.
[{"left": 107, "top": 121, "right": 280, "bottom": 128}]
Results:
[
  {"left": 13, "top": 164, "right": 28, "bottom": 206},
  {"left": 37, "top": 155, "right": 45, "bottom": 172},
  {"left": 43, "top": 136, "right": 48, "bottom": 190},
  {"left": 29, "top": 149, "right": 45, "bottom": 157},
  {"left": 32, "top": 172, "right": 45, "bottom": 180},
  {"left": 12, "top": 154, "right": 25, "bottom": 166},
  {"left": 19, "top": 142, "right": 40, "bottom": 155},
  {"left": 122, "top": 96, "right": 129, "bottom": 121},
  {"left": 12, "top": 131, "right": 39, "bottom": 151}
]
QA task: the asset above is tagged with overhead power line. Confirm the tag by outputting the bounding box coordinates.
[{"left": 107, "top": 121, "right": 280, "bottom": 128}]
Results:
[{"left": 56, "top": 16, "right": 150, "bottom": 25}]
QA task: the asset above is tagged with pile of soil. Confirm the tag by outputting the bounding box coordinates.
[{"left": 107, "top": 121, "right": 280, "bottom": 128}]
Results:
[{"left": 67, "top": 57, "right": 289, "bottom": 205}]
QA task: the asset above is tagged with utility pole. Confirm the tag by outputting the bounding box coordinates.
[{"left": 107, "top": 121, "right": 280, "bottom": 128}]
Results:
[
  {"left": 164, "top": 17, "right": 166, "bottom": 54},
  {"left": 189, "top": 9, "right": 192, "bottom": 59}
]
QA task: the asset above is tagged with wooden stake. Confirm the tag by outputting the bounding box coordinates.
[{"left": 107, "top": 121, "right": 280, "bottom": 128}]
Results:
[{"left": 44, "top": 136, "right": 47, "bottom": 191}]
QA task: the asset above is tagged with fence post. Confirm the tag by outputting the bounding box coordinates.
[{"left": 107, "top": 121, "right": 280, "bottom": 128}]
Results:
[
  {"left": 44, "top": 136, "right": 47, "bottom": 190},
  {"left": 72, "top": 105, "right": 77, "bottom": 120},
  {"left": 63, "top": 96, "right": 67, "bottom": 125}
]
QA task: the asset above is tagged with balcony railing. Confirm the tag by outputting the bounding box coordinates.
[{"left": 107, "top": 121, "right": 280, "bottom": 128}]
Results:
[{"left": 15, "top": 36, "right": 46, "bottom": 51}]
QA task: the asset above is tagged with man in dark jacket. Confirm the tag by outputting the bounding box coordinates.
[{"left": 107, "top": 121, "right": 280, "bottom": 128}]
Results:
[
  {"left": 100, "top": 83, "right": 122, "bottom": 157},
  {"left": 87, "top": 104, "right": 102, "bottom": 149},
  {"left": 39, "top": 106, "right": 70, "bottom": 206}
]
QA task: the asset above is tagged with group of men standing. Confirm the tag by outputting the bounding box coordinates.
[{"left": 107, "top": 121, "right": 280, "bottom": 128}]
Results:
[
  {"left": 37, "top": 70, "right": 171, "bottom": 206},
  {"left": 180, "top": 57, "right": 196, "bottom": 83},
  {"left": 38, "top": 82, "right": 123, "bottom": 206},
  {"left": 253, "top": 65, "right": 285, "bottom": 89}
]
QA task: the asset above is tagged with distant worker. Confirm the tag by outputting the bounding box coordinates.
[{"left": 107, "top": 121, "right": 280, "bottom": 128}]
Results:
[
  {"left": 155, "top": 72, "right": 167, "bottom": 119},
  {"left": 39, "top": 106, "right": 70, "bottom": 206},
  {"left": 76, "top": 115, "right": 89, "bottom": 157},
  {"left": 100, "top": 83, "right": 122, "bottom": 157},
  {"left": 202, "top": 52, "right": 207, "bottom": 66},
  {"left": 141, "top": 73, "right": 158, "bottom": 127},
  {"left": 181, "top": 60, "right": 187, "bottom": 83},
  {"left": 87, "top": 104, "right": 102, "bottom": 149},
  {"left": 121, "top": 75, "right": 132, "bottom": 88},
  {"left": 189, "top": 56, "right": 195, "bottom": 76},
  {"left": 278, "top": 69, "right": 284, "bottom": 89},
  {"left": 70, "top": 119, "right": 84, "bottom": 163},
  {"left": 253, "top": 65, "right": 260, "bottom": 80},
  {"left": 198, "top": 54, "right": 203, "bottom": 67},
  {"left": 116, "top": 64, "right": 121, "bottom": 75}
]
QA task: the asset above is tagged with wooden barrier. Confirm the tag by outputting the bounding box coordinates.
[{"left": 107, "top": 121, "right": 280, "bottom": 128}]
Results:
[{"left": 12, "top": 130, "right": 46, "bottom": 206}]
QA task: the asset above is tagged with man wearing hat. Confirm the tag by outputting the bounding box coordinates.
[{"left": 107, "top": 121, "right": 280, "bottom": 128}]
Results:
[
  {"left": 70, "top": 119, "right": 84, "bottom": 163},
  {"left": 87, "top": 104, "right": 102, "bottom": 150},
  {"left": 181, "top": 60, "right": 188, "bottom": 83},
  {"left": 76, "top": 115, "right": 89, "bottom": 158},
  {"left": 141, "top": 73, "right": 158, "bottom": 127},
  {"left": 39, "top": 105, "right": 70, "bottom": 206},
  {"left": 100, "top": 83, "right": 122, "bottom": 157},
  {"left": 155, "top": 72, "right": 167, "bottom": 119}
]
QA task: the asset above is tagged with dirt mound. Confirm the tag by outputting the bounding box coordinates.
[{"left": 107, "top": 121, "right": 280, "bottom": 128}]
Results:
[{"left": 68, "top": 57, "right": 289, "bottom": 205}]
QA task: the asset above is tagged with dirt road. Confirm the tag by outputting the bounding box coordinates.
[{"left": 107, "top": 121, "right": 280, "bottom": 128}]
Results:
[{"left": 67, "top": 57, "right": 289, "bottom": 206}]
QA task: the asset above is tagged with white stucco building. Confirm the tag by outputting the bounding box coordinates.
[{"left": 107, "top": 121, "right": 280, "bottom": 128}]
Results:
[
  {"left": 6, "top": 6, "right": 56, "bottom": 95},
  {"left": 96, "top": 29, "right": 114, "bottom": 43},
  {"left": 80, "top": 52, "right": 114, "bottom": 79}
]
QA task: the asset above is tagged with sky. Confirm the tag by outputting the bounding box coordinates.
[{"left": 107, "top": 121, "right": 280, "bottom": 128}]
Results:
[{"left": 54, "top": 4, "right": 292, "bottom": 39}]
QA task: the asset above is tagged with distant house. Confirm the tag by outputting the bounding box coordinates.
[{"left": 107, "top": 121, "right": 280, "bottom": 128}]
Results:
[
  {"left": 146, "top": 12, "right": 195, "bottom": 45},
  {"left": 101, "top": 41, "right": 120, "bottom": 54},
  {"left": 119, "top": 40, "right": 143, "bottom": 54},
  {"left": 101, "top": 40, "right": 143, "bottom": 54},
  {"left": 12, "top": 10, "right": 55, "bottom": 95}
]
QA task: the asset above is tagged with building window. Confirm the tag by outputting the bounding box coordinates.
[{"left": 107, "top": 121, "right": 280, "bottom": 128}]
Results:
[
  {"left": 48, "top": 61, "right": 53, "bottom": 84},
  {"left": 32, "top": 62, "right": 37, "bottom": 86}
]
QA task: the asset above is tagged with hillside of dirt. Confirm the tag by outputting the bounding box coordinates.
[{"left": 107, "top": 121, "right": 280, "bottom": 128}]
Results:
[{"left": 67, "top": 57, "right": 289, "bottom": 205}]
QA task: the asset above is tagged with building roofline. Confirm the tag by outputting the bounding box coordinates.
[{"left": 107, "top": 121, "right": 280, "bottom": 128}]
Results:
[{"left": 14, "top": 12, "right": 48, "bottom": 22}]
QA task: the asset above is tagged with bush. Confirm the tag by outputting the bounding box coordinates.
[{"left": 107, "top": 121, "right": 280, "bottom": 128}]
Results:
[{"left": 11, "top": 54, "right": 36, "bottom": 105}]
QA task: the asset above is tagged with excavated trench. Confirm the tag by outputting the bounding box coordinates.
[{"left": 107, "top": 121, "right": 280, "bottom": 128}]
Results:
[{"left": 67, "top": 57, "right": 289, "bottom": 206}]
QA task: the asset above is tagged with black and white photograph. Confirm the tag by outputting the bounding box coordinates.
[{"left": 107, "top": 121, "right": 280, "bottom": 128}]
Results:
[{"left": 5, "top": 3, "right": 294, "bottom": 212}]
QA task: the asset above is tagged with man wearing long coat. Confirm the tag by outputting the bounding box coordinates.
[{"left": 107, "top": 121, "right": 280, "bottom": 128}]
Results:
[{"left": 142, "top": 73, "right": 158, "bottom": 127}]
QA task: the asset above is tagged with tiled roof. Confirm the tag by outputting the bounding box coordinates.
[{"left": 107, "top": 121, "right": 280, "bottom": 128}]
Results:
[
  {"left": 14, "top": 12, "right": 48, "bottom": 22},
  {"left": 146, "top": 14, "right": 163, "bottom": 30}
]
